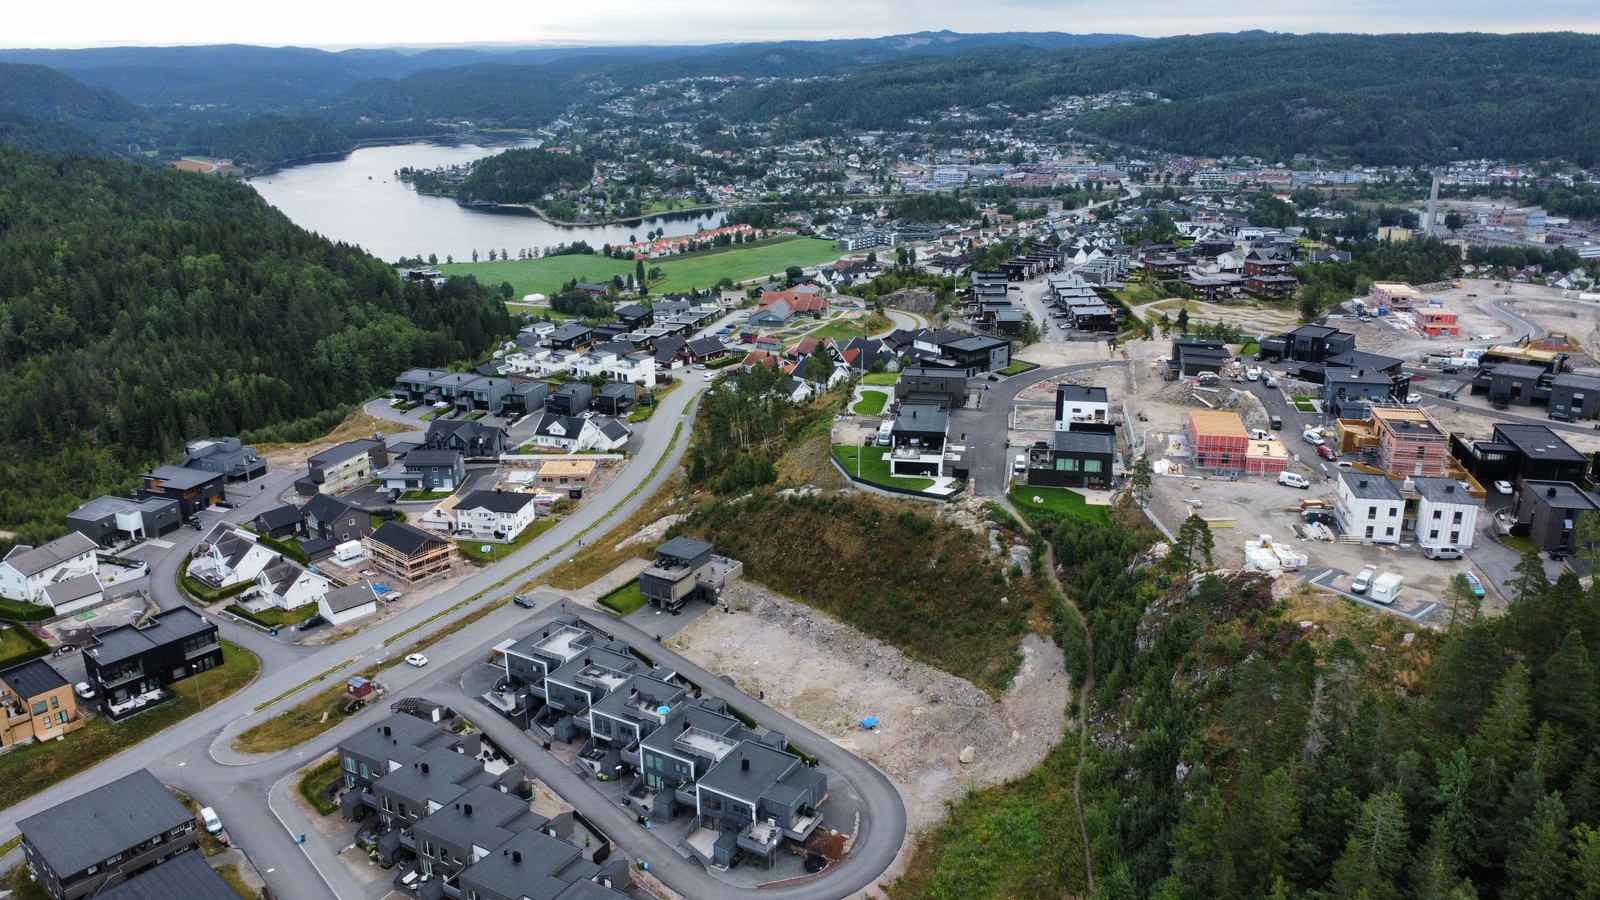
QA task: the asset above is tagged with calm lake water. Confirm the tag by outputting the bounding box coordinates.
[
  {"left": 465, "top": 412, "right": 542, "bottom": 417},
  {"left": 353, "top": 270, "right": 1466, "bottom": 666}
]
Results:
[{"left": 249, "top": 139, "right": 725, "bottom": 264}]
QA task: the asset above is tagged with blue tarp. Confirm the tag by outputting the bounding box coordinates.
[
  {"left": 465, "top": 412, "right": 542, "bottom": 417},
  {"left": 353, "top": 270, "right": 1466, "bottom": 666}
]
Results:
[{"left": 861, "top": 717, "right": 879, "bottom": 729}]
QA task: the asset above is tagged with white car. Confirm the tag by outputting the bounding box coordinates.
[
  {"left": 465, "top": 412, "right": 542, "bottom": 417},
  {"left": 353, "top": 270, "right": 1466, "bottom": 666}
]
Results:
[
  {"left": 404, "top": 653, "right": 429, "bottom": 667},
  {"left": 1494, "top": 480, "right": 1514, "bottom": 495},
  {"left": 74, "top": 681, "right": 95, "bottom": 700},
  {"left": 1264, "top": 375, "right": 1278, "bottom": 389},
  {"left": 1350, "top": 565, "right": 1377, "bottom": 594},
  {"left": 1278, "top": 472, "right": 1310, "bottom": 489},
  {"left": 1245, "top": 366, "right": 1261, "bottom": 381},
  {"left": 1406, "top": 393, "right": 1422, "bottom": 403},
  {"left": 200, "top": 806, "right": 223, "bottom": 835}
]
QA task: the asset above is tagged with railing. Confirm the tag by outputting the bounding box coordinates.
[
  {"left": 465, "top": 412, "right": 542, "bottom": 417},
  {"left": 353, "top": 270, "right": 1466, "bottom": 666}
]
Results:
[
  {"left": 675, "top": 782, "right": 699, "bottom": 806},
  {"left": 99, "top": 668, "right": 146, "bottom": 689}
]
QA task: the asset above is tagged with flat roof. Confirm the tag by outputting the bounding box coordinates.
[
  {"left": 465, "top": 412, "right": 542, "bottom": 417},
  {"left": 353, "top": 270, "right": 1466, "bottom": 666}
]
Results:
[
  {"left": 1492, "top": 362, "right": 1548, "bottom": 379},
  {"left": 1493, "top": 423, "right": 1586, "bottom": 461},
  {"left": 141, "top": 465, "right": 217, "bottom": 491},
  {"left": 1341, "top": 471, "right": 1405, "bottom": 501},
  {"left": 1052, "top": 430, "right": 1115, "bottom": 454},
  {"left": 1522, "top": 480, "right": 1600, "bottom": 511},
  {"left": 0, "top": 658, "right": 68, "bottom": 700},
  {"left": 1370, "top": 405, "right": 1445, "bottom": 437},
  {"left": 1412, "top": 476, "right": 1475, "bottom": 505},
  {"left": 1187, "top": 410, "right": 1248, "bottom": 440},
  {"left": 656, "top": 536, "right": 712, "bottom": 559},
  {"left": 539, "top": 458, "right": 597, "bottom": 477},
  {"left": 894, "top": 402, "right": 949, "bottom": 433},
  {"left": 69, "top": 495, "right": 175, "bottom": 521}
]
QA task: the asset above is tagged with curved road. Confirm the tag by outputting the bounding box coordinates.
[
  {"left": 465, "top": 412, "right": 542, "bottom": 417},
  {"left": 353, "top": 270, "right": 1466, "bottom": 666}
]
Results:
[{"left": 0, "top": 370, "right": 913, "bottom": 900}]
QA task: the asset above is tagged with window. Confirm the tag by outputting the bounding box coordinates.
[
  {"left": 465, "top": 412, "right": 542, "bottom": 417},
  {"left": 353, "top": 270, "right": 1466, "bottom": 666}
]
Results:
[
  {"left": 1417, "top": 447, "right": 1426, "bottom": 458},
  {"left": 1453, "top": 512, "right": 1463, "bottom": 524},
  {"left": 55, "top": 711, "right": 67, "bottom": 725},
  {"left": 49, "top": 696, "right": 58, "bottom": 710},
  {"left": 422, "top": 840, "right": 433, "bottom": 857},
  {"left": 1368, "top": 508, "right": 1377, "bottom": 520},
  {"left": 31, "top": 701, "right": 45, "bottom": 716},
  {"left": 1430, "top": 529, "right": 1440, "bottom": 540},
  {"left": 1433, "top": 510, "right": 1442, "bottom": 519},
  {"left": 1365, "top": 526, "right": 1374, "bottom": 539},
  {"left": 1084, "top": 459, "right": 1104, "bottom": 473},
  {"left": 1389, "top": 507, "right": 1398, "bottom": 517},
  {"left": 1386, "top": 527, "right": 1395, "bottom": 536}
]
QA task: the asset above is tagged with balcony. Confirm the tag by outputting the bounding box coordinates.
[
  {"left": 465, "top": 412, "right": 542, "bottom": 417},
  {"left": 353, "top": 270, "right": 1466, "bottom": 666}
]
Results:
[
  {"left": 99, "top": 667, "right": 147, "bottom": 690},
  {"left": 784, "top": 810, "right": 823, "bottom": 842},
  {"left": 620, "top": 741, "right": 642, "bottom": 767},
  {"left": 674, "top": 726, "right": 739, "bottom": 763},
  {"left": 738, "top": 819, "right": 782, "bottom": 854},
  {"left": 185, "top": 640, "right": 221, "bottom": 660},
  {"left": 675, "top": 782, "right": 699, "bottom": 807}
]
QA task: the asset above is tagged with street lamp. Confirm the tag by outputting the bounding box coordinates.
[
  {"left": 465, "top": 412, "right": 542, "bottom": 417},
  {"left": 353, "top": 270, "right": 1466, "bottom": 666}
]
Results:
[{"left": 191, "top": 662, "right": 206, "bottom": 709}]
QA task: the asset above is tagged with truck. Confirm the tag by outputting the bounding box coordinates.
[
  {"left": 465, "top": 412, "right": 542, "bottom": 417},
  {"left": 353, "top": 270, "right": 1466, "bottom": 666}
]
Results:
[
  {"left": 333, "top": 540, "right": 364, "bottom": 563},
  {"left": 1369, "top": 572, "right": 1404, "bottom": 605}
]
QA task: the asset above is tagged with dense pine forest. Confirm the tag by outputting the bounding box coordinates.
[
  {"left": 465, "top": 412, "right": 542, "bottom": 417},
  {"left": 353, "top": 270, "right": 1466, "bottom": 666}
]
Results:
[
  {"left": 0, "top": 148, "right": 513, "bottom": 545},
  {"left": 456, "top": 148, "right": 595, "bottom": 205},
  {"left": 186, "top": 114, "right": 355, "bottom": 169}
]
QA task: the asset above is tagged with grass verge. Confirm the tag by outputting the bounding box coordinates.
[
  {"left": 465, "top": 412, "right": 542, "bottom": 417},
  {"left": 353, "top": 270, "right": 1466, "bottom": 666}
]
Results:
[
  {"left": 225, "top": 602, "right": 318, "bottom": 629},
  {"left": 1010, "top": 485, "right": 1111, "bottom": 525},
  {"left": 830, "top": 444, "right": 935, "bottom": 491},
  {"left": 234, "top": 667, "right": 375, "bottom": 755},
  {"left": 887, "top": 740, "right": 1087, "bottom": 900},
  {"left": 598, "top": 583, "right": 648, "bottom": 617},
  {"left": 215, "top": 863, "right": 258, "bottom": 900},
  {"left": 0, "top": 641, "right": 259, "bottom": 811},
  {"left": 298, "top": 754, "right": 343, "bottom": 816}
]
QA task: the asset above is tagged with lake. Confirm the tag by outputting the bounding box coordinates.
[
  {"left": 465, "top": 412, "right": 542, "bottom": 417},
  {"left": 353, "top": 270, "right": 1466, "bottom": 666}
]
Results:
[{"left": 249, "top": 139, "right": 725, "bottom": 264}]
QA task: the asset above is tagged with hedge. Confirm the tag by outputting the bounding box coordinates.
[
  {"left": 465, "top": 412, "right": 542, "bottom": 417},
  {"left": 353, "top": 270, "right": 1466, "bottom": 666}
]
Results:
[
  {"left": 0, "top": 621, "right": 52, "bottom": 668},
  {"left": 0, "top": 599, "right": 54, "bottom": 622},
  {"left": 181, "top": 575, "right": 255, "bottom": 606}
]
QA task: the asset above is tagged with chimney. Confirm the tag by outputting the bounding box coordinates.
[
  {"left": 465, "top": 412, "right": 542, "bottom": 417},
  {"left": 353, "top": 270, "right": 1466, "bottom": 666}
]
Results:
[
  {"left": 421, "top": 763, "right": 429, "bottom": 774},
  {"left": 1549, "top": 486, "right": 1559, "bottom": 497},
  {"left": 741, "top": 758, "right": 750, "bottom": 772},
  {"left": 384, "top": 726, "right": 391, "bottom": 736},
  {"left": 464, "top": 804, "right": 472, "bottom": 817},
  {"left": 512, "top": 851, "right": 522, "bottom": 864}
]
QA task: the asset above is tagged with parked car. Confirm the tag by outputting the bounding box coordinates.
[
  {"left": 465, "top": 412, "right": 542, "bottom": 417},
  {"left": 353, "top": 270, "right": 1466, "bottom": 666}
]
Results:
[
  {"left": 1441, "top": 364, "right": 1460, "bottom": 374},
  {"left": 1463, "top": 572, "right": 1486, "bottom": 598},
  {"left": 1351, "top": 565, "right": 1377, "bottom": 594},
  {"left": 1317, "top": 443, "right": 1338, "bottom": 461},
  {"left": 1245, "top": 366, "right": 1261, "bottom": 381},
  {"left": 1264, "top": 375, "right": 1278, "bottom": 389},
  {"left": 1269, "top": 415, "right": 1283, "bottom": 430},
  {"left": 1405, "top": 393, "right": 1422, "bottom": 403},
  {"left": 513, "top": 594, "right": 536, "bottom": 609},
  {"left": 294, "top": 614, "right": 328, "bottom": 632},
  {"left": 74, "top": 681, "right": 95, "bottom": 700},
  {"left": 200, "top": 807, "right": 223, "bottom": 835},
  {"left": 1195, "top": 372, "right": 1220, "bottom": 386},
  {"left": 1425, "top": 546, "right": 1464, "bottom": 560},
  {"left": 405, "top": 653, "right": 429, "bottom": 667},
  {"left": 1494, "top": 480, "right": 1514, "bottom": 495},
  {"left": 1302, "top": 429, "right": 1323, "bottom": 445},
  {"left": 1278, "top": 472, "right": 1311, "bottom": 489},
  {"left": 1551, "top": 411, "right": 1577, "bottom": 423},
  {"left": 1013, "top": 454, "right": 1027, "bottom": 473}
]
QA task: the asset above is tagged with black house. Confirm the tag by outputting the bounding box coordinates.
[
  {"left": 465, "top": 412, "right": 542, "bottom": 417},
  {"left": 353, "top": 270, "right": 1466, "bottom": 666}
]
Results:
[
  {"left": 503, "top": 380, "right": 550, "bottom": 418},
  {"left": 1285, "top": 324, "right": 1356, "bottom": 365},
  {"left": 1168, "top": 337, "right": 1231, "bottom": 379},
  {"left": 137, "top": 465, "right": 226, "bottom": 517},
  {"left": 1451, "top": 422, "right": 1590, "bottom": 487},
  {"left": 548, "top": 324, "right": 594, "bottom": 351},
  {"left": 1027, "top": 427, "right": 1117, "bottom": 490},
  {"left": 594, "top": 382, "right": 637, "bottom": 416},
  {"left": 614, "top": 304, "right": 654, "bottom": 329},
  {"left": 547, "top": 383, "right": 593, "bottom": 416},
  {"left": 82, "top": 607, "right": 221, "bottom": 721}
]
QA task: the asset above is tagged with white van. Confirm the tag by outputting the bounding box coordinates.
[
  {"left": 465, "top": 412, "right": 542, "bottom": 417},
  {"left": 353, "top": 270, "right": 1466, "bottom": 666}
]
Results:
[
  {"left": 200, "top": 807, "right": 223, "bottom": 835},
  {"left": 1013, "top": 454, "right": 1027, "bottom": 473},
  {"left": 1278, "top": 472, "right": 1310, "bottom": 489},
  {"left": 1424, "top": 546, "right": 1464, "bottom": 560},
  {"left": 876, "top": 421, "right": 893, "bottom": 447},
  {"left": 1350, "top": 565, "right": 1377, "bottom": 594}
]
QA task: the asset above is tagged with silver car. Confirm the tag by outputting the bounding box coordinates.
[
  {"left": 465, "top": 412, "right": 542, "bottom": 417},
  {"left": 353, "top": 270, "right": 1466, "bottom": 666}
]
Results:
[{"left": 1351, "top": 565, "right": 1377, "bottom": 594}]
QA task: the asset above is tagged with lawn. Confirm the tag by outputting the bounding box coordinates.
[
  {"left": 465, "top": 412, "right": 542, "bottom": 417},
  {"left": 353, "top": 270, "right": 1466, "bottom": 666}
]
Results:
[
  {"left": 1290, "top": 395, "right": 1318, "bottom": 412},
  {"left": 457, "top": 520, "right": 556, "bottom": 567},
  {"left": 1240, "top": 340, "right": 1260, "bottom": 356},
  {"left": 1010, "top": 485, "right": 1111, "bottom": 525},
  {"left": 831, "top": 444, "right": 936, "bottom": 491},
  {"left": 225, "top": 602, "right": 317, "bottom": 629},
  {"left": 852, "top": 390, "right": 889, "bottom": 416},
  {"left": 437, "top": 236, "right": 840, "bottom": 299},
  {"left": 401, "top": 488, "right": 457, "bottom": 501},
  {"left": 862, "top": 373, "right": 900, "bottom": 386},
  {"left": 998, "top": 361, "right": 1033, "bottom": 376},
  {"left": 598, "top": 583, "right": 648, "bottom": 617},
  {"left": 0, "top": 641, "right": 259, "bottom": 811},
  {"left": 1498, "top": 533, "right": 1540, "bottom": 555},
  {"left": 0, "top": 625, "right": 43, "bottom": 668}
]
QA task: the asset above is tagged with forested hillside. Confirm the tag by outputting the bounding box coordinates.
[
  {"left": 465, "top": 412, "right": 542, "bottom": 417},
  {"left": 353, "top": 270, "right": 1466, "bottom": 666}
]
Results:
[
  {"left": 0, "top": 113, "right": 116, "bottom": 157},
  {"left": 457, "top": 148, "right": 595, "bottom": 204},
  {"left": 0, "top": 63, "right": 146, "bottom": 138},
  {"left": 709, "top": 32, "right": 1600, "bottom": 164},
  {"left": 186, "top": 114, "right": 355, "bottom": 168},
  {"left": 0, "top": 148, "right": 512, "bottom": 544}
]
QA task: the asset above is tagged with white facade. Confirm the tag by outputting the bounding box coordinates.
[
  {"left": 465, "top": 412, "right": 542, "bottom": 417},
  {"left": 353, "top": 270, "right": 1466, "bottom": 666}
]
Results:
[
  {"left": 1334, "top": 473, "right": 1406, "bottom": 545},
  {"left": 0, "top": 533, "right": 98, "bottom": 603},
  {"left": 1414, "top": 478, "right": 1479, "bottom": 549},
  {"left": 456, "top": 497, "right": 540, "bottom": 542},
  {"left": 255, "top": 562, "right": 331, "bottom": 610}
]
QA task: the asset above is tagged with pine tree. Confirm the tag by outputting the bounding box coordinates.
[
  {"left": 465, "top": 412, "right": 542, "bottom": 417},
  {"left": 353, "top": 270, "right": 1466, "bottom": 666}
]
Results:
[
  {"left": 1507, "top": 792, "right": 1570, "bottom": 900},
  {"left": 1508, "top": 547, "right": 1549, "bottom": 604},
  {"left": 1573, "top": 823, "right": 1600, "bottom": 900},
  {"left": 1324, "top": 792, "right": 1409, "bottom": 900},
  {"left": 1536, "top": 629, "right": 1598, "bottom": 740}
]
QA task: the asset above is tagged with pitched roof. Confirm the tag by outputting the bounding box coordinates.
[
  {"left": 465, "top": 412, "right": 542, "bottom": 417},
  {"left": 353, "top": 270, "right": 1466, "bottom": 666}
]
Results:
[
  {"left": 322, "top": 583, "right": 380, "bottom": 614},
  {"left": 18, "top": 769, "right": 193, "bottom": 877},
  {"left": 92, "top": 849, "right": 239, "bottom": 900},
  {"left": 596, "top": 418, "right": 632, "bottom": 441},
  {"left": 403, "top": 449, "right": 463, "bottom": 468},
  {"left": 456, "top": 490, "right": 538, "bottom": 515},
  {"left": 254, "top": 504, "right": 305, "bottom": 531},
  {"left": 302, "top": 493, "right": 353, "bottom": 525},
  {"left": 2, "top": 532, "right": 96, "bottom": 577},
  {"left": 0, "top": 658, "right": 68, "bottom": 700},
  {"left": 43, "top": 573, "right": 103, "bottom": 608},
  {"left": 368, "top": 522, "right": 448, "bottom": 557}
]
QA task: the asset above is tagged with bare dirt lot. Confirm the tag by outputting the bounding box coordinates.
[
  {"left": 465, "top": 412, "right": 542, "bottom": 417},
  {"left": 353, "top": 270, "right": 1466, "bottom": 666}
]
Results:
[{"left": 667, "top": 579, "right": 1069, "bottom": 834}]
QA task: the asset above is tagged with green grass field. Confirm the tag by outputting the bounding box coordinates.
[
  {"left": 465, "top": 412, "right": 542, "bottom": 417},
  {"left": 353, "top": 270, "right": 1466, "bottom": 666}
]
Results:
[
  {"left": 438, "top": 236, "right": 840, "bottom": 299},
  {"left": 831, "top": 444, "right": 936, "bottom": 491},
  {"left": 1010, "top": 485, "right": 1111, "bottom": 524},
  {"left": 862, "top": 373, "right": 900, "bottom": 386}
]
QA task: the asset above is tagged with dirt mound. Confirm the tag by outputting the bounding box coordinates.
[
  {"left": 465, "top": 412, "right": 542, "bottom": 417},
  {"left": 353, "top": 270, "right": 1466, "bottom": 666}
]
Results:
[{"left": 881, "top": 288, "right": 939, "bottom": 314}]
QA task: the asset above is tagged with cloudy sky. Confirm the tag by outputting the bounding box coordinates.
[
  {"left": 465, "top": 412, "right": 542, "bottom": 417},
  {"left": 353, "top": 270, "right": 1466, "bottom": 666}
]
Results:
[{"left": 7, "top": 0, "right": 1597, "bottom": 48}]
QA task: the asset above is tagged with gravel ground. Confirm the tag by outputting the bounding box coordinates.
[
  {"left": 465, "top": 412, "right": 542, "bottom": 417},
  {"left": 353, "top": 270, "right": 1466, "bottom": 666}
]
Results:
[{"left": 666, "top": 579, "right": 1069, "bottom": 834}]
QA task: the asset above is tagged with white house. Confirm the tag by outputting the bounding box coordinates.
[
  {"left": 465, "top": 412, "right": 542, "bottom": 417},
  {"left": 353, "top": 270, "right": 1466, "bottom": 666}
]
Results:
[
  {"left": 190, "top": 523, "right": 279, "bottom": 588},
  {"left": 589, "top": 418, "right": 633, "bottom": 452},
  {"left": 1334, "top": 472, "right": 1406, "bottom": 544},
  {"left": 40, "top": 574, "right": 105, "bottom": 616},
  {"left": 0, "top": 532, "right": 99, "bottom": 604},
  {"left": 454, "top": 489, "right": 541, "bottom": 542},
  {"left": 610, "top": 352, "right": 657, "bottom": 385},
  {"left": 529, "top": 413, "right": 600, "bottom": 453},
  {"left": 1413, "top": 477, "right": 1479, "bottom": 549},
  {"left": 318, "top": 582, "right": 380, "bottom": 626},
  {"left": 1055, "top": 384, "right": 1110, "bottom": 428},
  {"left": 254, "top": 557, "right": 331, "bottom": 610},
  {"left": 417, "top": 496, "right": 459, "bottom": 533}
]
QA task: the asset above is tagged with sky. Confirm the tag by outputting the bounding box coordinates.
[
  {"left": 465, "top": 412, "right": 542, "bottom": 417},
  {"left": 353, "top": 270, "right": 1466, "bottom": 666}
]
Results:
[{"left": 7, "top": 0, "right": 1598, "bottom": 49}]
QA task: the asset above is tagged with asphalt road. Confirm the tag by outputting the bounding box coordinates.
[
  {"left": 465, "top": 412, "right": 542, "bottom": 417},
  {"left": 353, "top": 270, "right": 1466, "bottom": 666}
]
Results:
[
  {"left": 0, "top": 377, "right": 717, "bottom": 899},
  {"left": 955, "top": 362, "right": 1123, "bottom": 497}
]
